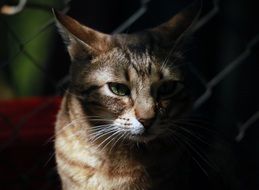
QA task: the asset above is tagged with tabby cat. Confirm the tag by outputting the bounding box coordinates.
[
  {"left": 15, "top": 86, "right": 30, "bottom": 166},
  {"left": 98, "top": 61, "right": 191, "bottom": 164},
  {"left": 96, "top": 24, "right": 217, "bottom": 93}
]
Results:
[{"left": 53, "top": 2, "right": 217, "bottom": 190}]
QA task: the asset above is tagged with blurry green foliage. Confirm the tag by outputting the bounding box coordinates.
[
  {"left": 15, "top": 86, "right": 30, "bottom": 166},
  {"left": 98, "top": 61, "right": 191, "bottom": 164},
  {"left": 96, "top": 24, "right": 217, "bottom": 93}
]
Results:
[{"left": 0, "top": 0, "right": 67, "bottom": 98}]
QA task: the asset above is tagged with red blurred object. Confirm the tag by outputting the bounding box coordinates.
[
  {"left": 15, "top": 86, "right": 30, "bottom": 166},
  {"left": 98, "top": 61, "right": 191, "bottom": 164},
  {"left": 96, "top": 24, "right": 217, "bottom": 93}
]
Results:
[{"left": 0, "top": 97, "right": 62, "bottom": 190}]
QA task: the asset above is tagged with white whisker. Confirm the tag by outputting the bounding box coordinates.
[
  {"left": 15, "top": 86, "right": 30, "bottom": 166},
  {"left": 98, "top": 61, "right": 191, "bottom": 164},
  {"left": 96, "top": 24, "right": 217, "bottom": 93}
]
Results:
[
  {"left": 165, "top": 129, "right": 209, "bottom": 176},
  {"left": 172, "top": 130, "right": 219, "bottom": 173},
  {"left": 89, "top": 127, "right": 117, "bottom": 144},
  {"left": 46, "top": 117, "right": 86, "bottom": 144},
  {"left": 108, "top": 130, "right": 129, "bottom": 153},
  {"left": 99, "top": 130, "right": 122, "bottom": 152}
]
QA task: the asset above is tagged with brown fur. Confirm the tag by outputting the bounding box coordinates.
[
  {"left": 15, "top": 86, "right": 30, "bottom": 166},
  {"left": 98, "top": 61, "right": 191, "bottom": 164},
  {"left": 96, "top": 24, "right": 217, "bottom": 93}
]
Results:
[{"left": 54, "top": 2, "right": 199, "bottom": 190}]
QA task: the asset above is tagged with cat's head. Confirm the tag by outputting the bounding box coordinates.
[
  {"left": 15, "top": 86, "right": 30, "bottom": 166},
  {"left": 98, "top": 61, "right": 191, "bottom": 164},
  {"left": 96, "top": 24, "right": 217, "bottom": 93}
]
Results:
[{"left": 54, "top": 2, "right": 199, "bottom": 144}]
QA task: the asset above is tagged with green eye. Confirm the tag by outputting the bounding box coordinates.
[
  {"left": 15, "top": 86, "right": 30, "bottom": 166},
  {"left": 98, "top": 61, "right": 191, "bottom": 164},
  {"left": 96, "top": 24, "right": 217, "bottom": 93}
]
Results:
[{"left": 108, "top": 83, "right": 130, "bottom": 96}]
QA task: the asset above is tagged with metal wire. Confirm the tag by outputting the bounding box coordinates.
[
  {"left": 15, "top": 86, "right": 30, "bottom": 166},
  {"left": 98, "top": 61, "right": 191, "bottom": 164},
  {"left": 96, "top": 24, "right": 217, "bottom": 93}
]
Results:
[
  {"left": 0, "top": 0, "right": 258, "bottom": 152},
  {"left": 0, "top": 0, "right": 258, "bottom": 188}
]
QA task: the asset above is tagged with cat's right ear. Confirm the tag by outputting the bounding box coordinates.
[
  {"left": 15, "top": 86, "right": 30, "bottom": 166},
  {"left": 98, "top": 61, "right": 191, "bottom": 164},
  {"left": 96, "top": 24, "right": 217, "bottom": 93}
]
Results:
[
  {"left": 53, "top": 9, "right": 112, "bottom": 62},
  {"left": 147, "top": 1, "right": 201, "bottom": 49}
]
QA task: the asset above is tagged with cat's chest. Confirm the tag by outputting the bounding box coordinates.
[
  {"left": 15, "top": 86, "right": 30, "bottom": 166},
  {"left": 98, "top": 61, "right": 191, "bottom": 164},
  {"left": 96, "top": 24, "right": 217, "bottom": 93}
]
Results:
[
  {"left": 57, "top": 138, "right": 187, "bottom": 190},
  {"left": 92, "top": 145, "right": 184, "bottom": 189}
]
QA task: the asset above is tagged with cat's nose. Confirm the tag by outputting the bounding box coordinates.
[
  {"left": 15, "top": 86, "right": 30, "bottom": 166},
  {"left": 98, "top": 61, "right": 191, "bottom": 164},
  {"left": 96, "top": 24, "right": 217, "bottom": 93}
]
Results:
[{"left": 138, "top": 118, "right": 155, "bottom": 129}]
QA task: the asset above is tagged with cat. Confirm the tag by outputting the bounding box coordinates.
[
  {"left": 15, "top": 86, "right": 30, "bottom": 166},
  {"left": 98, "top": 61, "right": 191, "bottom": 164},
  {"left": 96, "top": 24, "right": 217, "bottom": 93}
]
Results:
[{"left": 53, "top": 2, "right": 227, "bottom": 190}]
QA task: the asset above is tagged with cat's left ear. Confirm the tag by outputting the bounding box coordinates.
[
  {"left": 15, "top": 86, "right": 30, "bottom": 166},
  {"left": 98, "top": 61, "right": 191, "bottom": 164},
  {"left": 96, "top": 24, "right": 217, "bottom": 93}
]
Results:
[
  {"left": 53, "top": 9, "right": 113, "bottom": 62},
  {"left": 148, "top": 1, "right": 201, "bottom": 48}
]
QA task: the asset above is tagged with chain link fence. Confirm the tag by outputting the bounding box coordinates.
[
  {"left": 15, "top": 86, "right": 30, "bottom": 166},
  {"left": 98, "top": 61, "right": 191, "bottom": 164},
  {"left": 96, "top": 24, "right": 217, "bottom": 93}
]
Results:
[{"left": 0, "top": 0, "right": 258, "bottom": 189}]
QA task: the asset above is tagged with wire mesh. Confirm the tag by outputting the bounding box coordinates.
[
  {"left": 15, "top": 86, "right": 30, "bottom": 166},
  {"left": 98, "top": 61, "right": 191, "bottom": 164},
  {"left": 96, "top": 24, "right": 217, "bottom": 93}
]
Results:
[{"left": 0, "top": 0, "right": 258, "bottom": 189}]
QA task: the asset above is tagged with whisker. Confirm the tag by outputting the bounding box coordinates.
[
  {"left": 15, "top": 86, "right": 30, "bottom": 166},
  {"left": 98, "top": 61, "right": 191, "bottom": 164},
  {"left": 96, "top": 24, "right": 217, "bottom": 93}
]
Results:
[
  {"left": 44, "top": 151, "right": 56, "bottom": 167},
  {"left": 89, "top": 127, "right": 118, "bottom": 144},
  {"left": 64, "top": 130, "right": 84, "bottom": 140},
  {"left": 166, "top": 129, "right": 209, "bottom": 176},
  {"left": 45, "top": 117, "right": 86, "bottom": 144},
  {"left": 109, "top": 131, "right": 128, "bottom": 153},
  {"left": 89, "top": 128, "right": 116, "bottom": 140},
  {"left": 175, "top": 126, "right": 213, "bottom": 147},
  {"left": 87, "top": 116, "right": 104, "bottom": 118},
  {"left": 90, "top": 124, "right": 114, "bottom": 130},
  {"left": 191, "top": 156, "right": 209, "bottom": 176},
  {"left": 175, "top": 117, "right": 212, "bottom": 127},
  {"left": 122, "top": 132, "right": 130, "bottom": 145},
  {"left": 169, "top": 118, "right": 219, "bottom": 136},
  {"left": 96, "top": 128, "right": 118, "bottom": 149},
  {"left": 88, "top": 118, "right": 114, "bottom": 122},
  {"left": 100, "top": 130, "right": 122, "bottom": 152},
  {"left": 172, "top": 130, "right": 219, "bottom": 172}
]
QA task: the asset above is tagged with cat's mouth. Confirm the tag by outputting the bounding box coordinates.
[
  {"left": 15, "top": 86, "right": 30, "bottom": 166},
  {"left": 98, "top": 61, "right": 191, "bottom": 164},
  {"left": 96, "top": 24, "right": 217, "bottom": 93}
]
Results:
[{"left": 124, "top": 119, "right": 161, "bottom": 143}]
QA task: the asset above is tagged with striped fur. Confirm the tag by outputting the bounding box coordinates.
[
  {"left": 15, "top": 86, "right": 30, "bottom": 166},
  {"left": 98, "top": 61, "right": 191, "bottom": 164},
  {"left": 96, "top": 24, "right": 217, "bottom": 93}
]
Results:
[{"left": 54, "top": 3, "right": 199, "bottom": 190}]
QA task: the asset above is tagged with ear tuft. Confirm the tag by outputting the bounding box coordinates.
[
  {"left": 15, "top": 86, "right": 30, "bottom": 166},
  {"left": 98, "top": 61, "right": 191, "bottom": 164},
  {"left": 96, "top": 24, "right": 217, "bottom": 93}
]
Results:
[
  {"left": 52, "top": 9, "right": 72, "bottom": 45},
  {"left": 53, "top": 9, "right": 112, "bottom": 62}
]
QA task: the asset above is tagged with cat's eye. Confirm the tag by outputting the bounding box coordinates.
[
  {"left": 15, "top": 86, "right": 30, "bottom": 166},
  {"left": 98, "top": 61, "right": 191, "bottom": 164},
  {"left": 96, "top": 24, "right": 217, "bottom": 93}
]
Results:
[
  {"left": 108, "top": 83, "right": 130, "bottom": 96},
  {"left": 157, "top": 81, "right": 182, "bottom": 99}
]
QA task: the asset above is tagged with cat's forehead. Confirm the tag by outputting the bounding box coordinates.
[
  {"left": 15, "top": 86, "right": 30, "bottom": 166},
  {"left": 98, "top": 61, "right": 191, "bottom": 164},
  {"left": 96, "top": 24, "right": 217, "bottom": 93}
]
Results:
[
  {"left": 89, "top": 47, "right": 181, "bottom": 83},
  {"left": 93, "top": 47, "right": 152, "bottom": 64},
  {"left": 93, "top": 48, "right": 156, "bottom": 74}
]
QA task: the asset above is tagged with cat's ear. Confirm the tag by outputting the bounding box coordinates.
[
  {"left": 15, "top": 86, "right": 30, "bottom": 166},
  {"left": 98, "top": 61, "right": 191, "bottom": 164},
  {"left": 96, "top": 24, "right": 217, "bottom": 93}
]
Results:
[
  {"left": 148, "top": 1, "right": 201, "bottom": 48},
  {"left": 53, "top": 9, "right": 112, "bottom": 61}
]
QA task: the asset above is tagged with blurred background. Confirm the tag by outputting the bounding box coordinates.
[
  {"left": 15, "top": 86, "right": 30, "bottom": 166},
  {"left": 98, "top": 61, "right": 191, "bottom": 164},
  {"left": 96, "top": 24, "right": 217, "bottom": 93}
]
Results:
[{"left": 0, "top": 0, "right": 258, "bottom": 189}]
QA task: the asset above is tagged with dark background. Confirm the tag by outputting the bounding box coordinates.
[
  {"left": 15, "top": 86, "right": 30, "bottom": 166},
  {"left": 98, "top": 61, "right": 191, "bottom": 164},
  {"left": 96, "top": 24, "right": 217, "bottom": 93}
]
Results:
[{"left": 0, "top": 0, "right": 258, "bottom": 189}]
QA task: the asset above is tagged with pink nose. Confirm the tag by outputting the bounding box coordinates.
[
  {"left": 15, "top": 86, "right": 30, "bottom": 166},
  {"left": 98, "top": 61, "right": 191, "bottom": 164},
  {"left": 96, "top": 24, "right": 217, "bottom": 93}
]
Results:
[{"left": 138, "top": 118, "right": 155, "bottom": 129}]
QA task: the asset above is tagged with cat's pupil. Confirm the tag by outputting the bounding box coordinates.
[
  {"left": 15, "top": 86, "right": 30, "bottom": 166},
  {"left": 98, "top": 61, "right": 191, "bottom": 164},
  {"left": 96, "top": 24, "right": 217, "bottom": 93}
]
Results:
[{"left": 108, "top": 82, "right": 130, "bottom": 96}]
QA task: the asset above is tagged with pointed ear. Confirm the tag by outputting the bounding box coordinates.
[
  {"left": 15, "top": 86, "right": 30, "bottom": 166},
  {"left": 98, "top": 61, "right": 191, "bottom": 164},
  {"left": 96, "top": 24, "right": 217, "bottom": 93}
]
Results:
[
  {"left": 148, "top": 1, "right": 201, "bottom": 48},
  {"left": 52, "top": 9, "right": 112, "bottom": 62}
]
